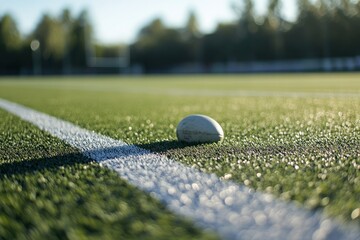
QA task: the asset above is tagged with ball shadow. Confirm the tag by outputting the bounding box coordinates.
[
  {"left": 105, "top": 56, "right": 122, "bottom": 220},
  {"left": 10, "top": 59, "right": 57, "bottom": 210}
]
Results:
[{"left": 135, "top": 140, "right": 202, "bottom": 153}]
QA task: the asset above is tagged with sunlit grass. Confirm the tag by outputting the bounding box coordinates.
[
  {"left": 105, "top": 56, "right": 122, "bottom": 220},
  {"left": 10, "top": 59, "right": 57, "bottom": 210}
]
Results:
[
  {"left": 0, "top": 73, "right": 359, "bottom": 225},
  {"left": 0, "top": 109, "right": 217, "bottom": 239}
]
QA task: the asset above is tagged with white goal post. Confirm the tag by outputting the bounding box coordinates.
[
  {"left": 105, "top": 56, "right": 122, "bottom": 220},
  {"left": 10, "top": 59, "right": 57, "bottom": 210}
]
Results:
[
  {"left": 84, "top": 22, "right": 130, "bottom": 69},
  {"left": 86, "top": 45, "right": 130, "bottom": 68}
]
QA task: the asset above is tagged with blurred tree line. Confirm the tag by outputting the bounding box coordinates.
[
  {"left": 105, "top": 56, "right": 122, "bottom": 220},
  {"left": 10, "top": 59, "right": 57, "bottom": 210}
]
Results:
[
  {"left": 0, "top": 9, "right": 92, "bottom": 74},
  {"left": 1, "top": 0, "right": 360, "bottom": 74}
]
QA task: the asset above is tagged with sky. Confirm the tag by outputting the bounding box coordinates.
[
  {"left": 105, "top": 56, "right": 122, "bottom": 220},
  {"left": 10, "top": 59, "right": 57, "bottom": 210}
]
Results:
[{"left": 1, "top": 0, "right": 297, "bottom": 44}]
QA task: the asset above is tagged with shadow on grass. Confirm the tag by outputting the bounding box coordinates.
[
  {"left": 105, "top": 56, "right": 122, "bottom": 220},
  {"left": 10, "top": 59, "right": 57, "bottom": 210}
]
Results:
[
  {"left": 0, "top": 152, "right": 92, "bottom": 179},
  {"left": 0, "top": 140, "right": 200, "bottom": 178},
  {"left": 137, "top": 139, "right": 360, "bottom": 161},
  {"left": 136, "top": 140, "right": 203, "bottom": 153},
  {"left": 2, "top": 138, "right": 357, "bottom": 179}
]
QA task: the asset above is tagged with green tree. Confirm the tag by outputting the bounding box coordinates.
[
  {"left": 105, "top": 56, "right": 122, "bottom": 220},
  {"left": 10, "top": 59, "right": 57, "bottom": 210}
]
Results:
[
  {"left": 32, "top": 14, "right": 66, "bottom": 69},
  {"left": 203, "top": 23, "right": 239, "bottom": 63},
  {"left": 185, "top": 11, "right": 200, "bottom": 38},
  {"left": 326, "top": 0, "right": 360, "bottom": 57},
  {"left": 184, "top": 11, "right": 202, "bottom": 63},
  {"left": 0, "top": 14, "right": 22, "bottom": 73},
  {"left": 266, "top": 0, "right": 284, "bottom": 59},
  {"left": 138, "top": 18, "right": 165, "bottom": 39},
  {"left": 60, "top": 9, "right": 73, "bottom": 73},
  {"left": 283, "top": 0, "right": 323, "bottom": 59},
  {"left": 68, "top": 10, "right": 92, "bottom": 69},
  {"left": 132, "top": 18, "right": 188, "bottom": 71},
  {"left": 0, "top": 14, "right": 21, "bottom": 51},
  {"left": 234, "top": 0, "right": 258, "bottom": 61}
]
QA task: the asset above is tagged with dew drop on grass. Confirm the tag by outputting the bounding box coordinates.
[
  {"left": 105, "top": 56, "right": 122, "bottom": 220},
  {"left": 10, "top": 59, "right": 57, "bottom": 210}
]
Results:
[
  {"left": 351, "top": 208, "right": 360, "bottom": 220},
  {"left": 244, "top": 179, "right": 251, "bottom": 186}
]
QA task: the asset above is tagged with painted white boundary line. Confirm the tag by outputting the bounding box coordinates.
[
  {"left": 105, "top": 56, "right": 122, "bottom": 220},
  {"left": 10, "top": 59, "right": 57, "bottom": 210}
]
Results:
[{"left": 0, "top": 98, "right": 359, "bottom": 240}]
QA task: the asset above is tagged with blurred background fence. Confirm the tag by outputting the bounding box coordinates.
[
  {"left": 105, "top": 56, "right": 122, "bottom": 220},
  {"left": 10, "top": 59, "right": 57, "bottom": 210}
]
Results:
[{"left": 1, "top": 0, "right": 360, "bottom": 75}]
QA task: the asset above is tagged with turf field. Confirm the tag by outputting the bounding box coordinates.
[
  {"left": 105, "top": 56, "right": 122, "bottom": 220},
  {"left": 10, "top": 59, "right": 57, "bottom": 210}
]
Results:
[{"left": 0, "top": 74, "right": 359, "bottom": 238}]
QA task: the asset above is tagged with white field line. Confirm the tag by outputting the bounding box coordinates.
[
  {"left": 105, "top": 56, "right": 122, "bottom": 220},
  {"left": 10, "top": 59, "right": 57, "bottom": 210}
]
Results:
[
  {"left": 1, "top": 81, "right": 360, "bottom": 98},
  {"left": 0, "top": 98, "right": 359, "bottom": 240}
]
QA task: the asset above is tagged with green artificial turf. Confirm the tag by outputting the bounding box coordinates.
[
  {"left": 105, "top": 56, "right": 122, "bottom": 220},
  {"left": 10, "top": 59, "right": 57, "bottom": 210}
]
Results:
[
  {"left": 0, "top": 74, "right": 359, "bottom": 226},
  {"left": 0, "top": 110, "right": 217, "bottom": 239}
]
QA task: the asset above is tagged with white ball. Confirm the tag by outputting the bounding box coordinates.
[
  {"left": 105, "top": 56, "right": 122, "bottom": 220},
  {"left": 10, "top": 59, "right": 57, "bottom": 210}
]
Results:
[{"left": 176, "top": 114, "right": 224, "bottom": 143}]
